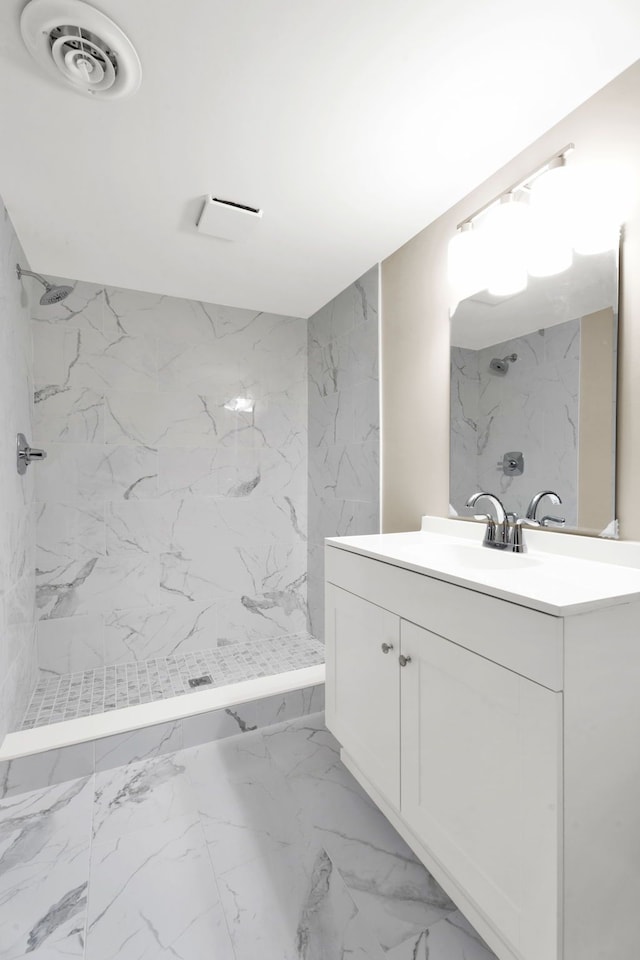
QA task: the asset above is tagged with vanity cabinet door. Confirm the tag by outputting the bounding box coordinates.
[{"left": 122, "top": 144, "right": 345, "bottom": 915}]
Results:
[
  {"left": 325, "top": 584, "right": 401, "bottom": 807},
  {"left": 400, "top": 620, "right": 562, "bottom": 960}
]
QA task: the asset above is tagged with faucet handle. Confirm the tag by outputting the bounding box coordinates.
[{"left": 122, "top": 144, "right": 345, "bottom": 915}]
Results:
[
  {"left": 540, "top": 515, "right": 566, "bottom": 528},
  {"left": 468, "top": 512, "right": 497, "bottom": 542},
  {"left": 484, "top": 517, "right": 497, "bottom": 543},
  {"left": 511, "top": 516, "right": 539, "bottom": 552}
]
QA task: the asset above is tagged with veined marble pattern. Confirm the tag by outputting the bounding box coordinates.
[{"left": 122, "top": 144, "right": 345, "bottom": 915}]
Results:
[
  {"left": 0, "top": 713, "right": 498, "bottom": 960},
  {"left": 32, "top": 281, "right": 309, "bottom": 673},
  {"left": 450, "top": 321, "right": 580, "bottom": 524},
  {"left": 307, "top": 267, "right": 380, "bottom": 642},
  {"left": 450, "top": 346, "right": 479, "bottom": 516},
  {"left": 0, "top": 198, "right": 38, "bottom": 742},
  {"left": 0, "top": 776, "right": 92, "bottom": 960},
  {"left": 22, "top": 634, "right": 324, "bottom": 728}
]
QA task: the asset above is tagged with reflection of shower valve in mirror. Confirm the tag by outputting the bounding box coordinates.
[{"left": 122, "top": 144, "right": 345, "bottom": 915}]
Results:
[{"left": 497, "top": 451, "right": 524, "bottom": 476}]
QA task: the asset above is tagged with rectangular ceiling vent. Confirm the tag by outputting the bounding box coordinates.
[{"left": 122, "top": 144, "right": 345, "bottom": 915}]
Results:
[{"left": 196, "top": 195, "right": 263, "bottom": 241}]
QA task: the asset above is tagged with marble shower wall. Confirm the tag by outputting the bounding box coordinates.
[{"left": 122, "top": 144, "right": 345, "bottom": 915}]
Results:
[
  {"left": 0, "top": 200, "right": 37, "bottom": 740},
  {"left": 450, "top": 319, "right": 580, "bottom": 524},
  {"left": 32, "top": 283, "right": 308, "bottom": 675},
  {"left": 307, "top": 267, "right": 380, "bottom": 640},
  {"left": 450, "top": 346, "right": 479, "bottom": 516}
]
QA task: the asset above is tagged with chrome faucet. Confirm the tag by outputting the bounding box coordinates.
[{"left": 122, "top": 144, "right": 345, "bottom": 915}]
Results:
[
  {"left": 511, "top": 517, "right": 539, "bottom": 553},
  {"left": 466, "top": 492, "right": 510, "bottom": 550},
  {"left": 507, "top": 490, "right": 566, "bottom": 553},
  {"left": 526, "top": 490, "right": 561, "bottom": 520},
  {"left": 526, "top": 490, "right": 566, "bottom": 527}
]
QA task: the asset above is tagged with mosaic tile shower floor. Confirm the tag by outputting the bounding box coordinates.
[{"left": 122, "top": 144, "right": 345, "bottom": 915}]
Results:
[{"left": 21, "top": 633, "right": 325, "bottom": 730}]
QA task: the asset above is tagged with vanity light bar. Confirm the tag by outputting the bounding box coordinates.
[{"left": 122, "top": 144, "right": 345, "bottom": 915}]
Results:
[{"left": 456, "top": 143, "right": 575, "bottom": 231}]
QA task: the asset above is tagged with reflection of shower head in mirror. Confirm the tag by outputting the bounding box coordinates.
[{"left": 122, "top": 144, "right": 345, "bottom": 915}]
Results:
[{"left": 489, "top": 353, "right": 517, "bottom": 375}]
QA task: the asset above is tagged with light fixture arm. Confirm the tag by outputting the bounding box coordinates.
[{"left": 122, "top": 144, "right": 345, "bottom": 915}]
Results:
[{"left": 456, "top": 143, "right": 574, "bottom": 231}]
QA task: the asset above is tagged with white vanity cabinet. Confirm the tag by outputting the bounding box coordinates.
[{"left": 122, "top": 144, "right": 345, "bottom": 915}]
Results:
[
  {"left": 325, "top": 534, "right": 640, "bottom": 960},
  {"left": 325, "top": 584, "right": 401, "bottom": 807},
  {"left": 399, "top": 620, "right": 561, "bottom": 960}
]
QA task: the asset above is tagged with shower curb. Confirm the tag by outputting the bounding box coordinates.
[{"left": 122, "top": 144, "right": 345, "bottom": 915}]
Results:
[{"left": 0, "top": 670, "right": 324, "bottom": 798}]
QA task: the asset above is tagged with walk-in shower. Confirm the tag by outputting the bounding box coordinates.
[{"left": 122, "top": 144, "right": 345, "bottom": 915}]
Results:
[
  {"left": 0, "top": 255, "right": 378, "bottom": 793},
  {"left": 0, "top": 264, "right": 329, "bottom": 785}
]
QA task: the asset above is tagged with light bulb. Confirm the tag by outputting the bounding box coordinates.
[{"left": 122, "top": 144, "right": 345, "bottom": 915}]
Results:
[
  {"left": 448, "top": 223, "right": 487, "bottom": 301},
  {"left": 527, "top": 208, "right": 573, "bottom": 277},
  {"left": 488, "top": 263, "right": 528, "bottom": 297},
  {"left": 484, "top": 194, "right": 529, "bottom": 297},
  {"left": 529, "top": 157, "right": 574, "bottom": 215}
]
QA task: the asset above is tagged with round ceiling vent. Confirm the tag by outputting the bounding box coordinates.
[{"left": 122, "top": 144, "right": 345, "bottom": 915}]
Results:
[{"left": 20, "top": 0, "right": 141, "bottom": 99}]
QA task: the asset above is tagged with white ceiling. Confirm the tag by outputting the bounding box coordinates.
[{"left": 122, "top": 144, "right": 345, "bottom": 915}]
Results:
[{"left": 1, "top": 1, "right": 639, "bottom": 318}]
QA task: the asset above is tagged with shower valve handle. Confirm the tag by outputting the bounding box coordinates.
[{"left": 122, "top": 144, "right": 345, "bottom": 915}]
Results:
[
  {"left": 26, "top": 447, "right": 46, "bottom": 461},
  {"left": 17, "top": 433, "right": 47, "bottom": 475}
]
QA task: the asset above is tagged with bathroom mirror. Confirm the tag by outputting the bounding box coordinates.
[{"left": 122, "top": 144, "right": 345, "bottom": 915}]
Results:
[{"left": 449, "top": 247, "right": 619, "bottom": 536}]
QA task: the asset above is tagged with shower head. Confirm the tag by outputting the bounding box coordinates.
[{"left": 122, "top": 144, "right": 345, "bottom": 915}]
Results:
[
  {"left": 39, "top": 282, "right": 74, "bottom": 305},
  {"left": 489, "top": 353, "right": 518, "bottom": 376},
  {"left": 16, "top": 264, "right": 73, "bottom": 305}
]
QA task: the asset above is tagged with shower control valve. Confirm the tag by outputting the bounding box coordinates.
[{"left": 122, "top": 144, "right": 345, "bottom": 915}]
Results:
[
  {"left": 497, "top": 451, "right": 524, "bottom": 476},
  {"left": 17, "top": 433, "right": 47, "bottom": 475}
]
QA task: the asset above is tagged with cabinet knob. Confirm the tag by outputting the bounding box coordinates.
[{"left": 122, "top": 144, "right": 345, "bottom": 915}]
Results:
[
  {"left": 381, "top": 642, "right": 393, "bottom": 654},
  {"left": 399, "top": 654, "right": 412, "bottom": 667}
]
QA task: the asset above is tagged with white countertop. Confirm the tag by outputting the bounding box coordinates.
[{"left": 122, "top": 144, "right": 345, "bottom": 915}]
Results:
[{"left": 326, "top": 517, "right": 640, "bottom": 616}]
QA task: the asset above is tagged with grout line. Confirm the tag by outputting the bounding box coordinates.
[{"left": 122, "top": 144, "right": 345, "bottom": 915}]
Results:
[{"left": 83, "top": 769, "right": 97, "bottom": 960}]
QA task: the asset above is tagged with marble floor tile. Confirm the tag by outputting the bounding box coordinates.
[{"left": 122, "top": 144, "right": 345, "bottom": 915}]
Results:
[
  {"left": 92, "top": 753, "right": 198, "bottom": 845},
  {"left": 182, "top": 732, "right": 307, "bottom": 875},
  {"left": 263, "top": 715, "right": 458, "bottom": 954},
  {"left": 214, "top": 838, "right": 314, "bottom": 960},
  {"left": 296, "top": 848, "right": 386, "bottom": 960},
  {"left": 85, "top": 814, "right": 234, "bottom": 960},
  {"left": 215, "top": 835, "right": 382, "bottom": 960},
  {"left": 0, "top": 777, "right": 93, "bottom": 960},
  {"left": 0, "top": 714, "right": 497, "bottom": 960},
  {"left": 182, "top": 727, "right": 387, "bottom": 959},
  {"left": 385, "top": 910, "right": 497, "bottom": 960},
  {"left": 9, "top": 950, "right": 86, "bottom": 960}
]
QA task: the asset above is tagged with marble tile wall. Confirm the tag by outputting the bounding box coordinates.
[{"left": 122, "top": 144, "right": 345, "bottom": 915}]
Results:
[
  {"left": 450, "top": 346, "right": 479, "bottom": 516},
  {"left": 32, "top": 283, "right": 308, "bottom": 676},
  {"left": 307, "top": 267, "right": 380, "bottom": 640},
  {"left": 450, "top": 320, "right": 580, "bottom": 524},
  {"left": 0, "top": 200, "right": 37, "bottom": 742}
]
